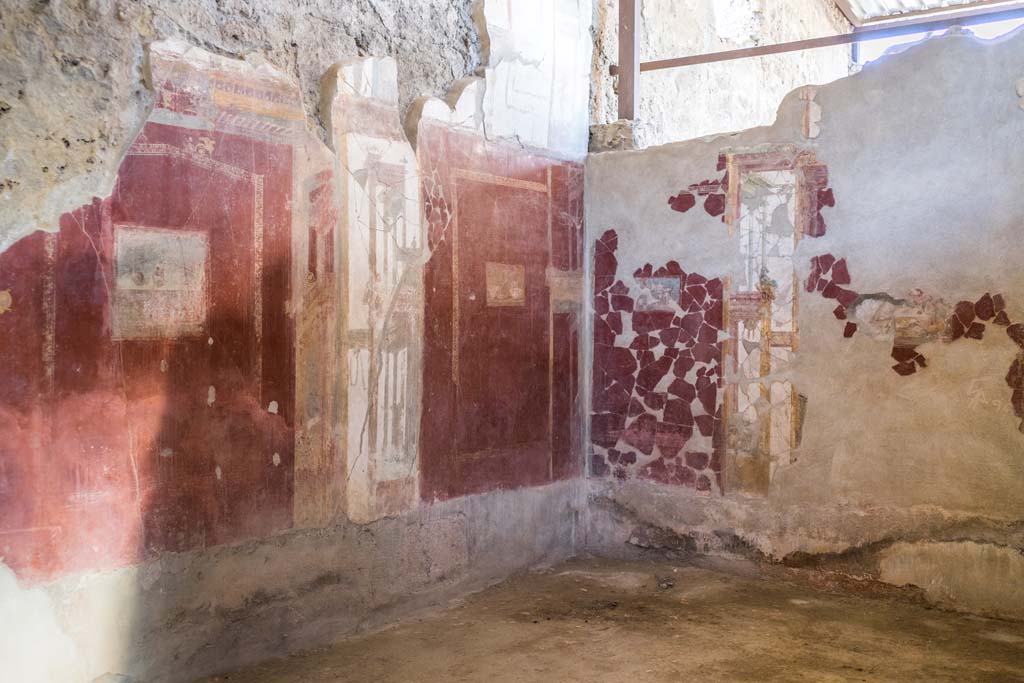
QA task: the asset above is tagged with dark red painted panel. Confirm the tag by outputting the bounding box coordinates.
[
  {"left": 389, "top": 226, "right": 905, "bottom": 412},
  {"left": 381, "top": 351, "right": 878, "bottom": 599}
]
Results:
[
  {"left": 0, "top": 121, "right": 295, "bottom": 582},
  {"left": 418, "top": 122, "right": 583, "bottom": 500}
]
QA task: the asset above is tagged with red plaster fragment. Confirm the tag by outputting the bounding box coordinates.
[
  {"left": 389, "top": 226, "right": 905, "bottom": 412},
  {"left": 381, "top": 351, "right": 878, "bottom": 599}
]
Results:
[
  {"left": 591, "top": 413, "right": 625, "bottom": 448},
  {"left": 695, "top": 415, "right": 715, "bottom": 437},
  {"left": 955, "top": 301, "right": 976, "bottom": 326},
  {"left": 835, "top": 288, "right": 859, "bottom": 309},
  {"left": 685, "top": 452, "right": 710, "bottom": 470},
  {"left": 818, "top": 188, "right": 835, "bottom": 208},
  {"left": 831, "top": 258, "right": 851, "bottom": 285},
  {"left": 843, "top": 322, "right": 857, "bottom": 338},
  {"left": 692, "top": 343, "right": 719, "bottom": 364},
  {"left": 668, "top": 191, "right": 697, "bottom": 213},
  {"left": 629, "top": 398, "right": 646, "bottom": 417},
  {"left": 663, "top": 398, "right": 694, "bottom": 427},
  {"left": 593, "top": 381, "right": 631, "bottom": 415},
  {"left": 590, "top": 451, "right": 610, "bottom": 477},
  {"left": 704, "top": 194, "right": 726, "bottom": 217},
  {"left": 805, "top": 271, "right": 821, "bottom": 293},
  {"left": 637, "top": 356, "right": 674, "bottom": 392},
  {"left": 975, "top": 293, "right": 995, "bottom": 321},
  {"left": 697, "top": 383, "right": 718, "bottom": 416},
  {"left": 1012, "top": 389, "right": 1024, "bottom": 419},
  {"left": 678, "top": 313, "right": 703, "bottom": 339},
  {"left": 611, "top": 294, "right": 634, "bottom": 313},
  {"left": 1006, "top": 356, "right": 1024, "bottom": 389},
  {"left": 645, "top": 392, "right": 666, "bottom": 411},
  {"left": 1008, "top": 324, "right": 1024, "bottom": 349},
  {"left": 605, "top": 347, "right": 638, "bottom": 380},
  {"left": 687, "top": 284, "right": 708, "bottom": 304},
  {"left": 891, "top": 346, "right": 918, "bottom": 363},
  {"left": 697, "top": 322, "right": 719, "bottom": 344},
  {"left": 807, "top": 213, "right": 827, "bottom": 238},
  {"left": 892, "top": 362, "right": 917, "bottom": 376},
  {"left": 658, "top": 423, "right": 692, "bottom": 459},
  {"left": 668, "top": 378, "right": 697, "bottom": 403},
  {"left": 598, "top": 230, "right": 618, "bottom": 253},
  {"left": 706, "top": 299, "right": 724, "bottom": 330},
  {"left": 595, "top": 250, "right": 617, "bottom": 280},
  {"left": 607, "top": 311, "right": 623, "bottom": 335},
  {"left": 623, "top": 414, "right": 658, "bottom": 456},
  {"left": 666, "top": 261, "right": 685, "bottom": 276},
  {"left": 950, "top": 316, "right": 966, "bottom": 341},
  {"left": 632, "top": 311, "right": 675, "bottom": 335},
  {"left": 821, "top": 281, "right": 841, "bottom": 300}
]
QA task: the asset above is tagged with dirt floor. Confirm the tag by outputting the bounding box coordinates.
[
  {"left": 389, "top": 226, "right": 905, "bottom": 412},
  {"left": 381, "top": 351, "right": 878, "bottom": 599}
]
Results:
[{"left": 204, "top": 556, "right": 1024, "bottom": 682}]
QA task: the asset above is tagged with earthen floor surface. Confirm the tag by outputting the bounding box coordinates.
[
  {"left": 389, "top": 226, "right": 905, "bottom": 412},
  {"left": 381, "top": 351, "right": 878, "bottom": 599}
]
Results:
[{"left": 205, "top": 556, "right": 1024, "bottom": 682}]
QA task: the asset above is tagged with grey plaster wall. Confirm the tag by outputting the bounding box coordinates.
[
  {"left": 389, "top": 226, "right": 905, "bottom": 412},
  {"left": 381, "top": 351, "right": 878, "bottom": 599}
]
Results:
[
  {"left": 584, "top": 28, "right": 1024, "bottom": 619},
  {"left": 591, "top": 0, "right": 852, "bottom": 147},
  {"left": 0, "top": 0, "right": 480, "bottom": 253}
]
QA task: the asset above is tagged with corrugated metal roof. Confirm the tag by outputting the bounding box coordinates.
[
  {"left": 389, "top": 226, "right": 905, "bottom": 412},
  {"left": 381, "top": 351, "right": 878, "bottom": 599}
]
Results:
[{"left": 845, "top": 0, "right": 1000, "bottom": 21}]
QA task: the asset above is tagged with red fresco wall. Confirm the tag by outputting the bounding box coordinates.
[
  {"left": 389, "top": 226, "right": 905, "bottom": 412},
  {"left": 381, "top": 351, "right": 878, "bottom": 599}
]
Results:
[
  {"left": 0, "top": 56, "right": 296, "bottom": 582},
  {"left": 590, "top": 230, "right": 727, "bottom": 493},
  {"left": 0, "top": 49, "right": 587, "bottom": 581},
  {"left": 418, "top": 122, "right": 584, "bottom": 500}
]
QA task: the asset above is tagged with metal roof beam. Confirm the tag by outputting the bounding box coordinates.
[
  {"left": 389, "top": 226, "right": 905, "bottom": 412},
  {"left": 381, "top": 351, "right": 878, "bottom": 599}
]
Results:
[{"left": 610, "top": 3, "right": 1024, "bottom": 74}]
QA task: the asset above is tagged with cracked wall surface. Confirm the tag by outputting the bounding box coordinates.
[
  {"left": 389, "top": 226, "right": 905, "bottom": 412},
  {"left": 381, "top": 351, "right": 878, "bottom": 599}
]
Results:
[
  {"left": 0, "top": 0, "right": 481, "bottom": 253},
  {"left": 585, "top": 27, "right": 1024, "bottom": 620},
  {"left": 590, "top": 0, "right": 852, "bottom": 147}
]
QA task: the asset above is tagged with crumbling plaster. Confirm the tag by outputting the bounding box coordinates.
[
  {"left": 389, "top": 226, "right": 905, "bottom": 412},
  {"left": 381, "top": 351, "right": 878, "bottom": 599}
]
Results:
[
  {"left": 590, "top": 0, "right": 852, "bottom": 147},
  {"left": 0, "top": 0, "right": 481, "bottom": 253},
  {"left": 584, "top": 28, "right": 1024, "bottom": 619}
]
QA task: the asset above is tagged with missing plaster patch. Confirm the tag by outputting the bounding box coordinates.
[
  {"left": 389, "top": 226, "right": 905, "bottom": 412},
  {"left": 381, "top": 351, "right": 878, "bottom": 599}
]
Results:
[
  {"left": 268, "top": 400, "right": 279, "bottom": 414},
  {"left": 1015, "top": 78, "right": 1024, "bottom": 110},
  {"left": 799, "top": 87, "right": 821, "bottom": 139},
  {"left": 0, "top": 290, "right": 11, "bottom": 315}
]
